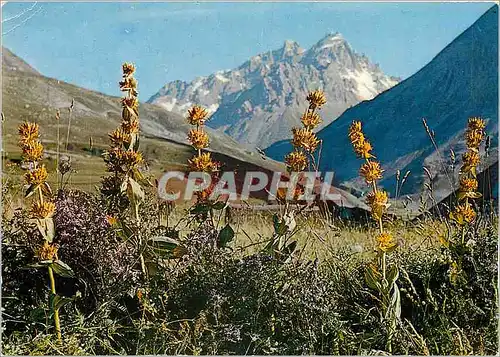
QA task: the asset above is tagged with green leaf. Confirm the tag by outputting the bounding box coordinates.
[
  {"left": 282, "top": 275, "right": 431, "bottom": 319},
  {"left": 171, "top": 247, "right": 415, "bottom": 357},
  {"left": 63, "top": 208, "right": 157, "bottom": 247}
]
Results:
[
  {"left": 133, "top": 135, "right": 140, "bottom": 152},
  {"left": 25, "top": 184, "right": 38, "bottom": 198},
  {"left": 149, "top": 236, "right": 180, "bottom": 251},
  {"left": 365, "top": 265, "right": 381, "bottom": 291},
  {"left": 127, "top": 177, "right": 145, "bottom": 201},
  {"left": 273, "top": 214, "right": 287, "bottom": 236},
  {"left": 120, "top": 179, "right": 128, "bottom": 193},
  {"left": 117, "top": 221, "right": 134, "bottom": 241},
  {"left": 212, "top": 201, "right": 226, "bottom": 210},
  {"left": 35, "top": 218, "right": 55, "bottom": 243},
  {"left": 149, "top": 236, "right": 187, "bottom": 259},
  {"left": 42, "top": 182, "right": 53, "bottom": 196},
  {"left": 27, "top": 261, "right": 52, "bottom": 269},
  {"left": 190, "top": 204, "right": 210, "bottom": 215},
  {"left": 51, "top": 260, "right": 75, "bottom": 278},
  {"left": 386, "top": 264, "right": 399, "bottom": 287},
  {"left": 218, "top": 224, "right": 234, "bottom": 248},
  {"left": 52, "top": 291, "right": 81, "bottom": 311},
  {"left": 279, "top": 240, "right": 297, "bottom": 263},
  {"left": 390, "top": 284, "right": 402, "bottom": 319}
]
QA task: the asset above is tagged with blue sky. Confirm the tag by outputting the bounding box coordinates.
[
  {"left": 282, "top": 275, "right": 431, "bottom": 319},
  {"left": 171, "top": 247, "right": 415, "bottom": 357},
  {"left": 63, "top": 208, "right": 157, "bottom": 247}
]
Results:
[{"left": 1, "top": 2, "right": 494, "bottom": 99}]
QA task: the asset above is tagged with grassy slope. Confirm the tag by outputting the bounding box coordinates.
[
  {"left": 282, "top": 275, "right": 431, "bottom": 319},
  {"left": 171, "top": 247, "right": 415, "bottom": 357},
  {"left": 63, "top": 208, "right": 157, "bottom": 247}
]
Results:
[{"left": 1, "top": 47, "right": 286, "bottom": 194}]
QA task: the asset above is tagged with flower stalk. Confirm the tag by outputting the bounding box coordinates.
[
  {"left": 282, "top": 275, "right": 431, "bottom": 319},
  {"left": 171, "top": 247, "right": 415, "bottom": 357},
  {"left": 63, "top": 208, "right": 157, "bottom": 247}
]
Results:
[
  {"left": 18, "top": 122, "right": 62, "bottom": 343},
  {"left": 349, "top": 120, "right": 399, "bottom": 353},
  {"left": 103, "top": 63, "right": 147, "bottom": 277},
  {"left": 186, "top": 105, "right": 220, "bottom": 206},
  {"left": 449, "top": 117, "right": 485, "bottom": 238},
  {"left": 285, "top": 89, "right": 325, "bottom": 175}
]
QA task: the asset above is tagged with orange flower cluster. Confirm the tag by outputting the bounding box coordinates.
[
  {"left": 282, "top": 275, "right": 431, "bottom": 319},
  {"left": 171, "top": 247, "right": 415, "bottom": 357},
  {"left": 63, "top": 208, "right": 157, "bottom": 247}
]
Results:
[
  {"left": 291, "top": 128, "right": 320, "bottom": 153},
  {"left": 187, "top": 128, "right": 209, "bottom": 150},
  {"left": 349, "top": 120, "right": 374, "bottom": 159},
  {"left": 365, "top": 190, "right": 389, "bottom": 221},
  {"left": 111, "top": 62, "right": 140, "bottom": 149},
  {"left": 450, "top": 117, "right": 485, "bottom": 226},
  {"left": 36, "top": 241, "right": 58, "bottom": 261},
  {"left": 105, "top": 147, "right": 144, "bottom": 174},
  {"left": 359, "top": 161, "right": 384, "bottom": 185},
  {"left": 186, "top": 105, "right": 219, "bottom": 173},
  {"left": 300, "top": 111, "right": 322, "bottom": 130},
  {"left": 24, "top": 166, "right": 49, "bottom": 186},
  {"left": 103, "top": 62, "right": 145, "bottom": 197},
  {"left": 306, "top": 90, "right": 327, "bottom": 110},
  {"left": 188, "top": 152, "right": 219, "bottom": 173},
  {"left": 19, "top": 122, "right": 44, "bottom": 163},
  {"left": 187, "top": 105, "right": 209, "bottom": 126},
  {"left": 285, "top": 151, "right": 308, "bottom": 172},
  {"left": 18, "top": 121, "right": 57, "bottom": 256},
  {"left": 376, "top": 232, "right": 397, "bottom": 253}
]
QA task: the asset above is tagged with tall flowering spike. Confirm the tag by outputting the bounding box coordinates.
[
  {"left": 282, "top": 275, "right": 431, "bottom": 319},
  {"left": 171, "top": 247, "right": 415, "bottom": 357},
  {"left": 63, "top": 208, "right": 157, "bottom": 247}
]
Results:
[
  {"left": 348, "top": 119, "right": 399, "bottom": 351},
  {"left": 348, "top": 120, "right": 395, "bottom": 251},
  {"left": 118, "top": 62, "right": 140, "bottom": 149},
  {"left": 186, "top": 104, "right": 219, "bottom": 204},
  {"left": 306, "top": 90, "right": 327, "bottom": 110},
  {"left": 452, "top": 116, "right": 485, "bottom": 230},
  {"left": 18, "top": 120, "right": 66, "bottom": 342},
  {"left": 102, "top": 62, "right": 145, "bottom": 203},
  {"left": 284, "top": 91, "right": 325, "bottom": 183}
]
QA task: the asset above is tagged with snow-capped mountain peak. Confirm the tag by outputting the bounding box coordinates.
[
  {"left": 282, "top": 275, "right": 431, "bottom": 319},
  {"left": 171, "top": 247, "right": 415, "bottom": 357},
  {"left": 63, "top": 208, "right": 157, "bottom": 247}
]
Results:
[
  {"left": 280, "top": 40, "right": 304, "bottom": 59},
  {"left": 148, "top": 33, "right": 399, "bottom": 148}
]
